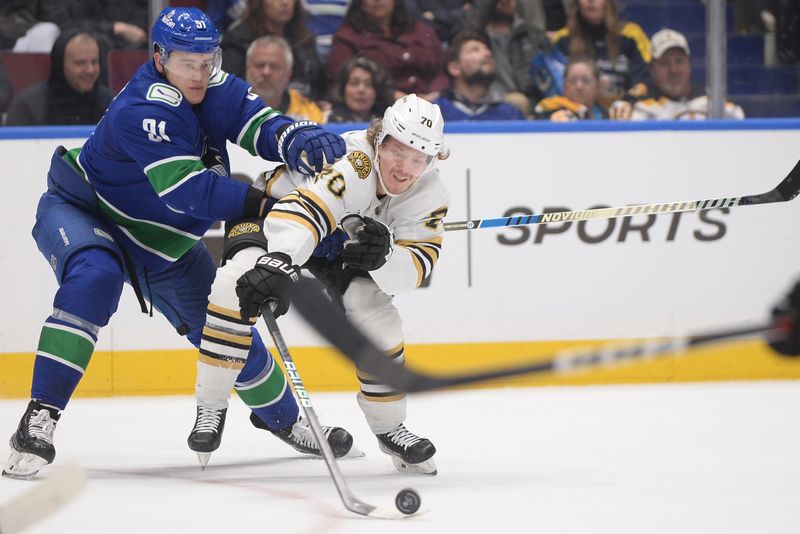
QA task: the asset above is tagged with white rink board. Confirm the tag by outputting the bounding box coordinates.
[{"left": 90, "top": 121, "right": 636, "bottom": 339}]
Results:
[{"left": 1, "top": 128, "right": 799, "bottom": 353}]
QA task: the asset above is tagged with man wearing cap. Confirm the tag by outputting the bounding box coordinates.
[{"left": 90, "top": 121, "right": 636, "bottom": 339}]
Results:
[{"left": 609, "top": 28, "right": 744, "bottom": 120}]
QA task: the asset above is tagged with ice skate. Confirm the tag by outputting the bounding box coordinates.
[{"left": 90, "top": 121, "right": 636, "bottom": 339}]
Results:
[
  {"left": 2, "top": 400, "right": 61, "bottom": 480},
  {"left": 187, "top": 406, "right": 227, "bottom": 469},
  {"left": 250, "top": 413, "right": 359, "bottom": 458},
  {"left": 376, "top": 423, "right": 437, "bottom": 475}
]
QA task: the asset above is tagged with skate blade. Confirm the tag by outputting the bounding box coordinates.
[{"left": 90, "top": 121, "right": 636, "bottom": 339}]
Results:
[
  {"left": 196, "top": 452, "right": 211, "bottom": 469},
  {"left": 389, "top": 455, "right": 437, "bottom": 476},
  {"left": 2, "top": 450, "right": 49, "bottom": 480},
  {"left": 344, "top": 444, "right": 365, "bottom": 459}
]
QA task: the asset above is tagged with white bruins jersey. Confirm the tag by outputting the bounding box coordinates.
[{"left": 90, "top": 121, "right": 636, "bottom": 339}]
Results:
[
  {"left": 632, "top": 95, "right": 745, "bottom": 120},
  {"left": 259, "top": 129, "right": 450, "bottom": 295}
]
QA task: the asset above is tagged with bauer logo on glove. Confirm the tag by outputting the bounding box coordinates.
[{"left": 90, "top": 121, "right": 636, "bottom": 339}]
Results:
[
  {"left": 236, "top": 252, "right": 300, "bottom": 318},
  {"left": 256, "top": 254, "right": 300, "bottom": 282}
]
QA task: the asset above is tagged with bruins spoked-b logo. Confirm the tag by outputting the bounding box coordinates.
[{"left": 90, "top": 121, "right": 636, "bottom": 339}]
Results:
[
  {"left": 227, "top": 222, "right": 262, "bottom": 238},
  {"left": 347, "top": 151, "right": 372, "bottom": 179}
]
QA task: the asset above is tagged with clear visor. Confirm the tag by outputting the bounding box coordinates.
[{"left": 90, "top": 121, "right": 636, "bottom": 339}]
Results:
[{"left": 161, "top": 49, "right": 222, "bottom": 81}]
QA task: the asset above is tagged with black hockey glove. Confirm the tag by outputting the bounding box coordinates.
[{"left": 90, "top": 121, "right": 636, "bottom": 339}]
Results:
[
  {"left": 277, "top": 120, "right": 346, "bottom": 176},
  {"left": 768, "top": 280, "right": 800, "bottom": 357},
  {"left": 236, "top": 252, "right": 300, "bottom": 319},
  {"left": 340, "top": 215, "right": 393, "bottom": 271}
]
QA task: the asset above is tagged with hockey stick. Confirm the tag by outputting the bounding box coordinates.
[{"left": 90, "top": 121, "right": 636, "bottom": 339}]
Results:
[
  {"left": 0, "top": 464, "right": 87, "bottom": 534},
  {"left": 289, "top": 277, "right": 790, "bottom": 393},
  {"left": 443, "top": 159, "right": 800, "bottom": 232},
  {"left": 260, "top": 305, "right": 413, "bottom": 520}
]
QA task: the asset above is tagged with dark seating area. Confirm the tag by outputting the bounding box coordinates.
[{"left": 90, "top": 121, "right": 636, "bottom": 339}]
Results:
[{"left": 0, "top": 51, "right": 50, "bottom": 98}]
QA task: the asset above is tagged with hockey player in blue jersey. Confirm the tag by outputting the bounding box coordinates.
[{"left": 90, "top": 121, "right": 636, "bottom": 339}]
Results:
[{"left": 2, "top": 7, "right": 352, "bottom": 480}]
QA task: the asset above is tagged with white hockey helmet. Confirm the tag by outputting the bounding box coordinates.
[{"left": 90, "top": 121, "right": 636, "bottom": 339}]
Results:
[{"left": 376, "top": 94, "right": 444, "bottom": 157}]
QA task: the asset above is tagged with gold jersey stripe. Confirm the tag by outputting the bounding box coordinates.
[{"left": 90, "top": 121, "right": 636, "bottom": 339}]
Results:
[
  {"left": 403, "top": 243, "right": 440, "bottom": 264},
  {"left": 202, "top": 326, "right": 252, "bottom": 345},
  {"left": 207, "top": 303, "right": 254, "bottom": 323},
  {"left": 396, "top": 236, "right": 443, "bottom": 246},
  {"left": 360, "top": 392, "right": 406, "bottom": 402},
  {"left": 385, "top": 342, "right": 404, "bottom": 358},
  {"left": 296, "top": 187, "right": 336, "bottom": 232},
  {"left": 267, "top": 209, "right": 322, "bottom": 245},
  {"left": 198, "top": 353, "right": 246, "bottom": 370},
  {"left": 263, "top": 166, "right": 285, "bottom": 198},
  {"left": 398, "top": 245, "right": 425, "bottom": 286},
  {"left": 272, "top": 193, "right": 327, "bottom": 237}
]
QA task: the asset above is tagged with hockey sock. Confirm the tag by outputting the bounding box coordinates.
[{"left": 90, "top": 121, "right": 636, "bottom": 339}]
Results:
[
  {"left": 235, "top": 329, "right": 298, "bottom": 430},
  {"left": 196, "top": 299, "right": 256, "bottom": 408},
  {"left": 355, "top": 342, "right": 407, "bottom": 434},
  {"left": 32, "top": 248, "right": 123, "bottom": 409}
]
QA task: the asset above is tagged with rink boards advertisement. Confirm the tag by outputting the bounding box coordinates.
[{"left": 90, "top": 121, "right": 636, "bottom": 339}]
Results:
[{"left": 2, "top": 122, "right": 800, "bottom": 396}]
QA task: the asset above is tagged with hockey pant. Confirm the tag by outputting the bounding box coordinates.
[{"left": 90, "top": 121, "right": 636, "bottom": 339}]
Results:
[
  {"left": 342, "top": 277, "right": 407, "bottom": 434},
  {"left": 196, "top": 247, "right": 298, "bottom": 430}
]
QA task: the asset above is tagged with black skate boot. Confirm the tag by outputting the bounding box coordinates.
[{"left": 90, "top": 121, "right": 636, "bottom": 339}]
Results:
[
  {"left": 376, "top": 424, "right": 437, "bottom": 475},
  {"left": 3, "top": 400, "right": 61, "bottom": 480},
  {"left": 249, "top": 413, "right": 357, "bottom": 458},
  {"left": 187, "top": 406, "right": 227, "bottom": 469}
]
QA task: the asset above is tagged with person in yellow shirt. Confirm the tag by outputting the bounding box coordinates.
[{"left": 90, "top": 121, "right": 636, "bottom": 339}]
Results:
[{"left": 245, "top": 35, "right": 326, "bottom": 123}]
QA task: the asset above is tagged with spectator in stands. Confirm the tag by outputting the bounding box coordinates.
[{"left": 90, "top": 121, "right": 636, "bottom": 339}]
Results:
[
  {"left": 0, "top": 0, "right": 60, "bottom": 52},
  {"left": 327, "top": 56, "right": 394, "bottom": 122},
  {"left": 435, "top": 31, "right": 526, "bottom": 120},
  {"left": 5, "top": 30, "right": 113, "bottom": 126},
  {"left": 327, "top": 0, "right": 448, "bottom": 101},
  {"left": 453, "top": 0, "right": 551, "bottom": 112},
  {"left": 222, "top": 0, "right": 325, "bottom": 99},
  {"left": 551, "top": 0, "right": 651, "bottom": 107},
  {"left": 246, "top": 36, "right": 325, "bottom": 123},
  {"left": 609, "top": 29, "right": 744, "bottom": 121},
  {"left": 406, "top": 0, "right": 474, "bottom": 44},
  {"left": 534, "top": 57, "right": 606, "bottom": 120},
  {"left": 39, "top": 0, "right": 148, "bottom": 50}
]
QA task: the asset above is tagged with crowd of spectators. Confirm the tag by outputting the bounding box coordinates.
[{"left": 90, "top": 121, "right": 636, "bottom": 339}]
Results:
[{"left": 4, "top": 0, "right": 799, "bottom": 126}]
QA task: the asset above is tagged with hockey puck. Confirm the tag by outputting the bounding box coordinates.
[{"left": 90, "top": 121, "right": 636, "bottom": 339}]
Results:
[{"left": 395, "top": 487, "right": 421, "bottom": 515}]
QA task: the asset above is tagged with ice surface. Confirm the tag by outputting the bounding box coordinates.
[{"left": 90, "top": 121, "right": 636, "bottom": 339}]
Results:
[{"left": 1, "top": 382, "right": 799, "bottom": 533}]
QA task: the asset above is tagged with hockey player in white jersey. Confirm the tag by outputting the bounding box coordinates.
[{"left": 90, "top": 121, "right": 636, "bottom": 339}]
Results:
[{"left": 195, "top": 94, "right": 449, "bottom": 474}]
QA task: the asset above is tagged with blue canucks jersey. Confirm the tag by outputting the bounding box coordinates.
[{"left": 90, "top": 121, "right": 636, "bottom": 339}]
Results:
[{"left": 73, "top": 60, "right": 293, "bottom": 271}]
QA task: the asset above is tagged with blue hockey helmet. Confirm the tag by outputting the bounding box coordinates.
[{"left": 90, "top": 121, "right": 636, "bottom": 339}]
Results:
[{"left": 151, "top": 7, "right": 220, "bottom": 55}]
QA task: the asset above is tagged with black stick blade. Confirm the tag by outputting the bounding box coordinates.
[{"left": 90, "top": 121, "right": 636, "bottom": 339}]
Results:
[
  {"left": 776, "top": 159, "right": 800, "bottom": 202},
  {"left": 742, "top": 159, "right": 800, "bottom": 205}
]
